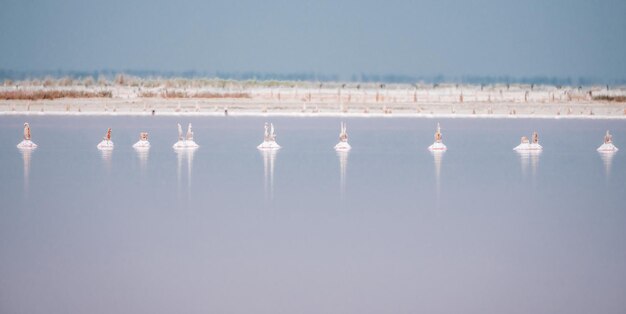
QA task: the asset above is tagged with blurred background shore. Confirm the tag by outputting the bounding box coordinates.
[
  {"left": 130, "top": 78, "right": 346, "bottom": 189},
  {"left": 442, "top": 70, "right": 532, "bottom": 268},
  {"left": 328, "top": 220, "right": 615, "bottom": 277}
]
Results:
[{"left": 2, "top": 76, "right": 625, "bottom": 117}]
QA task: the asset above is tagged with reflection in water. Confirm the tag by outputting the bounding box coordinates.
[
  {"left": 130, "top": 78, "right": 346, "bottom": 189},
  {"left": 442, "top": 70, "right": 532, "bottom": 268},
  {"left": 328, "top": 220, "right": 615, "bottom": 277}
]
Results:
[
  {"left": 337, "top": 150, "right": 349, "bottom": 199},
  {"left": 100, "top": 149, "right": 112, "bottom": 170},
  {"left": 261, "top": 149, "right": 277, "bottom": 201},
  {"left": 176, "top": 148, "right": 197, "bottom": 199},
  {"left": 19, "top": 148, "right": 34, "bottom": 195},
  {"left": 431, "top": 150, "right": 443, "bottom": 201},
  {"left": 517, "top": 150, "right": 541, "bottom": 178},
  {"left": 134, "top": 147, "right": 149, "bottom": 172},
  {"left": 598, "top": 151, "right": 616, "bottom": 178}
]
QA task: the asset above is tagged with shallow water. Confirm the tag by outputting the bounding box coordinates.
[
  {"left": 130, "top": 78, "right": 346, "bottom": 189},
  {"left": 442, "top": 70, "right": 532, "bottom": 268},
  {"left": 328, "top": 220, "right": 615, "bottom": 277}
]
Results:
[{"left": 1, "top": 116, "right": 625, "bottom": 314}]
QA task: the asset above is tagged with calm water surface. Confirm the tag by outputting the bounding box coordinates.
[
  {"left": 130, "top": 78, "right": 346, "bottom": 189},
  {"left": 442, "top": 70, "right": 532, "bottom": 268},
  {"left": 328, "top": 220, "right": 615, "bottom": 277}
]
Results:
[{"left": 1, "top": 116, "right": 625, "bottom": 314}]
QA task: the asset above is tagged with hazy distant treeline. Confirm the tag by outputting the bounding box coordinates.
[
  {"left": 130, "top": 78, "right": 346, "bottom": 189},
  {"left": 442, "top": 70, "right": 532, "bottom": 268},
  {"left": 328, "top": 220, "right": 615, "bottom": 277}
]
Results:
[{"left": 1, "top": 69, "right": 624, "bottom": 86}]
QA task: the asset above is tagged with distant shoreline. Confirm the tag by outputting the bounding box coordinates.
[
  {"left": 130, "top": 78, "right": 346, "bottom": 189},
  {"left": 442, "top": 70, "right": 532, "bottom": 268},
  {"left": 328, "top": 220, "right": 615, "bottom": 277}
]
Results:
[{"left": 1, "top": 80, "right": 625, "bottom": 118}]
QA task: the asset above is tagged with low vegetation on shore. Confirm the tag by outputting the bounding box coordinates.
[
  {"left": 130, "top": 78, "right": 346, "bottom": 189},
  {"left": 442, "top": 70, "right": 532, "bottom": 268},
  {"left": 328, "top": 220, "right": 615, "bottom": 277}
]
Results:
[
  {"left": 2, "top": 74, "right": 625, "bottom": 106},
  {"left": 0, "top": 90, "right": 112, "bottom": 100},
  {"left": 592, "top": 95, "right": 626, "bottom": 102}
]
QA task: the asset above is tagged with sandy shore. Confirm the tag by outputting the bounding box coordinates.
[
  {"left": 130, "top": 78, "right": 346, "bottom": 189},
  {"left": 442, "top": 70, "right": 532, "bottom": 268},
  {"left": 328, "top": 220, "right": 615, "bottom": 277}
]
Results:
[{"left": 2, "top": 83, "right": 625, "bottom": 118}]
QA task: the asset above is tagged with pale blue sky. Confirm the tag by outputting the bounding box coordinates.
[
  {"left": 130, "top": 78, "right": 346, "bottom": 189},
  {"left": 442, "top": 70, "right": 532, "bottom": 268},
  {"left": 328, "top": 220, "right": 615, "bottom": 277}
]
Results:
[{"left": 1, "top": 0, "right": 625, "bottom": 80}]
